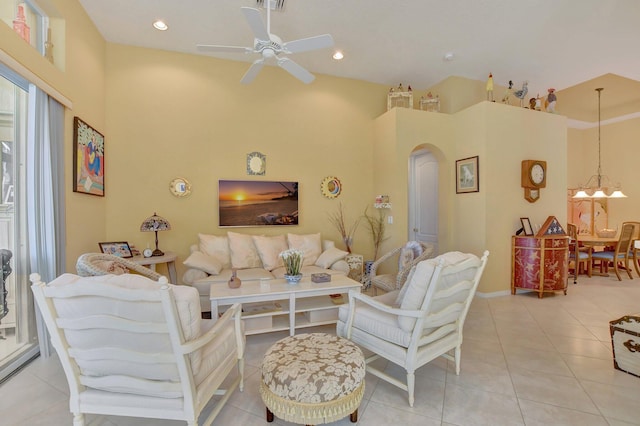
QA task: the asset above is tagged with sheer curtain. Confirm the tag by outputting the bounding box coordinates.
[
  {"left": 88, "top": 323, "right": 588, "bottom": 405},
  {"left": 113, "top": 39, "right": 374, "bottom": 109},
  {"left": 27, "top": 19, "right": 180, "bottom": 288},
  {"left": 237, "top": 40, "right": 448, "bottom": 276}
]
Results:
[{"left": 26, "top": 85, "right": 65, "bottom": 357}]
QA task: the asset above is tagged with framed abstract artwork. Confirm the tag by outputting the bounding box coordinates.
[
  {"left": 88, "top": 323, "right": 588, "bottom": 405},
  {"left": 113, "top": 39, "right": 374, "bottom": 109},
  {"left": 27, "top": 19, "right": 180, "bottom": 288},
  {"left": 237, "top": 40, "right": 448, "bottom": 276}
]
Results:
[
  {"left": 73, "top": 117, "right": 104, "bottom": 196},
  {"left": 218, "top": 180, "right": 298, "bottom": 227},
  {"left": 456, "top": 156, "right": 479, "bottom": 194}
]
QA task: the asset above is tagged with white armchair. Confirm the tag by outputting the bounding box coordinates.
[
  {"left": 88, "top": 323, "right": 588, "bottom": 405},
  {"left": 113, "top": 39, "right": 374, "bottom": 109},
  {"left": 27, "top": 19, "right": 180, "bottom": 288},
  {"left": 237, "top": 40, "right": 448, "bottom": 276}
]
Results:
[
  {"left": 369, "top": 241, "right": 435, "bottom": 294},
  {"left": 30, "top": 272, "right": 245, "bottom": 426},
  {"left": 337, "top": 250, "right": 489, "bottom": 407}
]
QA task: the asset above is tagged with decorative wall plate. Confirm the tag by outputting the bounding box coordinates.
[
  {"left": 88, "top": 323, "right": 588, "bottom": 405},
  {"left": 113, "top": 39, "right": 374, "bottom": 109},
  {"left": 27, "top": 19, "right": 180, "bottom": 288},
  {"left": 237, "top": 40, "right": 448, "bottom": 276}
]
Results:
[
  {"left": 247, "top": 151, "right": 266, "bottom": 175},
  {"left": 170, "top": 177, "right": 191, "bottom": 197},
  {"left": 321, "top": 176, "right": 342, "bottom": 198}
]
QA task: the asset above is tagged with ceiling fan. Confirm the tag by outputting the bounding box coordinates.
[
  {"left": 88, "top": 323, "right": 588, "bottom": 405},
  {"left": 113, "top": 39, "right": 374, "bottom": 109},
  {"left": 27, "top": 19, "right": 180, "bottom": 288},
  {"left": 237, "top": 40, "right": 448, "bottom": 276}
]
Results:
[{"left": 197, "top": 6, "right": 334, "bottom": 84}]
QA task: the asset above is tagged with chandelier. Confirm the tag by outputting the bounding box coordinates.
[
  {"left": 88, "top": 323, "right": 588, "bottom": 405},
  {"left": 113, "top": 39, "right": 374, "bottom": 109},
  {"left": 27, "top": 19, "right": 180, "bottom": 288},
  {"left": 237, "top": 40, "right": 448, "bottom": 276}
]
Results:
[{"left": 573, "top": 88, "right": 626, "bottom": 199}]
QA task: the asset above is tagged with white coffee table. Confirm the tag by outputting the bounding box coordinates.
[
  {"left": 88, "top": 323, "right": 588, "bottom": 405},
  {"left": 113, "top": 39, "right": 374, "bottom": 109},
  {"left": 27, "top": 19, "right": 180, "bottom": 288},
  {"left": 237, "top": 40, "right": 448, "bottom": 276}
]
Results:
[{"left": 210, "top": 275, "right": 361, "bottom": 336}]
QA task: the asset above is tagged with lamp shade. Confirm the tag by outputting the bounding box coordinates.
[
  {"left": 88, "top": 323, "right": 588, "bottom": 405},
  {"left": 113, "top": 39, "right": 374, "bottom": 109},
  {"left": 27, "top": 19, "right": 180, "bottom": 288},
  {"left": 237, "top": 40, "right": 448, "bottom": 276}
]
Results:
[{"left": 140, "top": 213, "right": 171, "bottom": 256}]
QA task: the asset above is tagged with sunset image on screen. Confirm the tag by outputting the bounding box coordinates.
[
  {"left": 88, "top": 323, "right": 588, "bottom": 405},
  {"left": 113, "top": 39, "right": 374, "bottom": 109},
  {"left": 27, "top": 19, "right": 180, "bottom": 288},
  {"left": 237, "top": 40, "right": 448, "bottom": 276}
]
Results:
[{"left": 218, "top": 180, "right": 298, "bottom": 227}]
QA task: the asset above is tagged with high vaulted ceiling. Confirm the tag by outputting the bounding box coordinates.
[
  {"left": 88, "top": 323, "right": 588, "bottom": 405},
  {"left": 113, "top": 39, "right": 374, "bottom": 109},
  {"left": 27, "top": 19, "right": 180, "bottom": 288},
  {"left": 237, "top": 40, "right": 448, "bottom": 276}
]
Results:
[{"left": 77, "top": 0, "right": 640, "bottom": 123}]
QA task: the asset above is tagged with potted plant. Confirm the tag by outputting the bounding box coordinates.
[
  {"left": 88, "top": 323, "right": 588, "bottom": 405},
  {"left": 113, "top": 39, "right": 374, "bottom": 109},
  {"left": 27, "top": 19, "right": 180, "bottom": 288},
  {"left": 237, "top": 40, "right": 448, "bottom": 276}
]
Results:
[
  {"left": 364, "top": 206, "right": 388, "bottom": 261},
  {"left": 327, "top": 202, "right": 361, "bottom": 253},
  {"left": 279, "top": 248, "right": 304, "bottom": 284}
]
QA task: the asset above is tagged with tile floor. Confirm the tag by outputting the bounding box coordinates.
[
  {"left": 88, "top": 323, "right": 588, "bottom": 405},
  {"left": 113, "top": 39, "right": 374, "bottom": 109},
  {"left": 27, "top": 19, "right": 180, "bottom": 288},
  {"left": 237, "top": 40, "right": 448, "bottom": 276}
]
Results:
[{"left": 1, "top": 274, "right": 640, "bottom": 425}]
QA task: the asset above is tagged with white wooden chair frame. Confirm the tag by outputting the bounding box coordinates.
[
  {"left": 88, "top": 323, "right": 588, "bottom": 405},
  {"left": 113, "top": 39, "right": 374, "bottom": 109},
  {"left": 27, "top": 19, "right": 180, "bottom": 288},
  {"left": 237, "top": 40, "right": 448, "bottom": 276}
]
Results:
[
  {"left": 30, "top": 273, "right": 244, "bottom": 426},
  {"left": 340, "top": 251, "right": 489, "bottom": 407}
]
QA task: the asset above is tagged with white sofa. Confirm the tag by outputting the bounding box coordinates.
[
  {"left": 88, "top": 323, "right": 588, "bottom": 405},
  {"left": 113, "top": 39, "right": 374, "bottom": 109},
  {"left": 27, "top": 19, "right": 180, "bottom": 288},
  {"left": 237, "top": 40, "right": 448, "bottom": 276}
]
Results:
[{"left": 182, "top": 231, "right": 350, "bottom": 311}]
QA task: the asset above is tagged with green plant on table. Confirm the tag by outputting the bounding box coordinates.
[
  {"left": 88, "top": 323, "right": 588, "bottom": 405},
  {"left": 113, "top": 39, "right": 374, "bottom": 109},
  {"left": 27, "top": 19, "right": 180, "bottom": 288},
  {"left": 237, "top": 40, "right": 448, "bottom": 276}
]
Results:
[{"left": 279, "top": 248, "right": 304, "bottom": 276}]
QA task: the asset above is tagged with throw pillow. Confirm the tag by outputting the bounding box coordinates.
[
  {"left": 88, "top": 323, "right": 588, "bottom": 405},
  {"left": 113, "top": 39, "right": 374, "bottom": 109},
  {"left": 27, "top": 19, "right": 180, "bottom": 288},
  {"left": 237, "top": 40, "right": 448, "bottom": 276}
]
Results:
[
  {"left": 252, "top": 235, "right": 288, "bottom": 271},
  {"left": 315, "top": 247, "right": 349, "bottom": 269},
  {"left": 183, "top": 251, "right": 223, "bottom": 275},
  {"left": 228, "top": 231, "right": 263, "bottom": 269},
  {"left": 287, "top": 233, "right": 322, "bottom": 266},
  {"left": 198, "top": 234, "right": 231, "bottom": 269}
]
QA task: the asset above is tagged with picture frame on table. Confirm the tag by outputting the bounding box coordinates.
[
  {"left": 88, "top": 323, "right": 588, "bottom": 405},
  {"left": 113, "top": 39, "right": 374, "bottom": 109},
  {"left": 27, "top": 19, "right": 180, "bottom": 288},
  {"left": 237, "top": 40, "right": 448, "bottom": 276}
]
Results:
[
  {"left": 520, "top": 218, "right": 534, "bottom": 236},
  {"left": 98, "top": 241, "right": 133, "bottom": 258},
  {"left": 73, "top": 116, "right": 105, "bottom": 196},
  {"left": 456, "top": 156, "right": 479, "bottom": 194}
]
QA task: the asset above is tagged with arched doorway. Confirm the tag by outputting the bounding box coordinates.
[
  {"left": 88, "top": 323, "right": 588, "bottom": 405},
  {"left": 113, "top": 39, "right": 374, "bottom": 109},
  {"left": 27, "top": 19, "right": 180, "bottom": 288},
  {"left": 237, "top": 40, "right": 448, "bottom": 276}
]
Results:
[{"left": 409, "top": 149, "right": 438, "bottom": 252}]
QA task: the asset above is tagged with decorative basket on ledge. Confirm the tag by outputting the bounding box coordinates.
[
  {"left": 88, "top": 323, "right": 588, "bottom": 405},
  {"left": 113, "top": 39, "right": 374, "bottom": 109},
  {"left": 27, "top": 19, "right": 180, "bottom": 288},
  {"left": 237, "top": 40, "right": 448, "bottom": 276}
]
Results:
[{"left": 597, "top": 229, "right": 617, "bottom": 238}]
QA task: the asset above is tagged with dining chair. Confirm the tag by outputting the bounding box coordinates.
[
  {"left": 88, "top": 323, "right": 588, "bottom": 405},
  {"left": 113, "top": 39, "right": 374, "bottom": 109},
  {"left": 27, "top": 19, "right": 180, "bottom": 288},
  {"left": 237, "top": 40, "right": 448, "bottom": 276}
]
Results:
[
  {"left": 567, "top": 223, "right": 591, "bottom": 284},
  {"left": 622, "top": 221, "right": 640, "bottom": 277},
  {"left": 592, "top": 222, "right": 636, "bottom": 280}
]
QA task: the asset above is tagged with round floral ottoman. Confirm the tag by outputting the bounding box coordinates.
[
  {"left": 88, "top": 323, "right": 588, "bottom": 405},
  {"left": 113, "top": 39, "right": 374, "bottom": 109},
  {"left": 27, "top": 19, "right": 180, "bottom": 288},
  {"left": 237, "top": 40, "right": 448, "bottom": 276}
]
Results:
[{"left": 260, "top": 333, "right": 365, "bottom": 425}]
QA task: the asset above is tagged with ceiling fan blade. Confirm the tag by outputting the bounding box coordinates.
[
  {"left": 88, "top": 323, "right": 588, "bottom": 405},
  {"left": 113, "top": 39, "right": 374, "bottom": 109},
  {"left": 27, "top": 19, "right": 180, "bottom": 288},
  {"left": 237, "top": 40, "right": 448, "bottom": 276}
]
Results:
[
  {"left": 241, "top": 59, "right": 265, "bottom": 84},
  {"left": 241, "top": 7, "right": 270, "bottom": 41},
  {"left": 196, "top": 44, "right": 254, "bottom": 54},
  {"left": 283, "top": 34, "right": 335, "bottom": 54},
  {"left": 277, "top": 57, "right": 315, "bottom": 84}
]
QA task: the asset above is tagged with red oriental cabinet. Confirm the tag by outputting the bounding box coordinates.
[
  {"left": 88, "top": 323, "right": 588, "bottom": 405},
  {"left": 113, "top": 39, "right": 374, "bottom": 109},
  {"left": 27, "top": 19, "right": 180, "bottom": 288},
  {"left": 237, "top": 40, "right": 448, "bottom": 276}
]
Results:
[{"left": 511, "top": 235, "right": 569, "bottom": 298}]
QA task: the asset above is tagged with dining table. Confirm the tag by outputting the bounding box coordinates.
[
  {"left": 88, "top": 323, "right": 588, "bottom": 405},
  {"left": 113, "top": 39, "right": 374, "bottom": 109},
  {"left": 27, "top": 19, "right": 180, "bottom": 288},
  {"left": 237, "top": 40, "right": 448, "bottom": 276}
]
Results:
[{"left": 577, "top": 234, "right": 619, "bottom": 277}]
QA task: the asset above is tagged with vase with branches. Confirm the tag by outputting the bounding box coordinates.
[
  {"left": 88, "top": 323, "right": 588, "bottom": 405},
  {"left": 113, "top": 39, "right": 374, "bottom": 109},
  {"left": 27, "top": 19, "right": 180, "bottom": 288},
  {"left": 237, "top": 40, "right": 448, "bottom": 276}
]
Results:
[
  {"left": 363, "top": 206, "right": 389, "bottom": 261},
  {"left": 327, "top": 202, "right": 361, "bottom": 253}
]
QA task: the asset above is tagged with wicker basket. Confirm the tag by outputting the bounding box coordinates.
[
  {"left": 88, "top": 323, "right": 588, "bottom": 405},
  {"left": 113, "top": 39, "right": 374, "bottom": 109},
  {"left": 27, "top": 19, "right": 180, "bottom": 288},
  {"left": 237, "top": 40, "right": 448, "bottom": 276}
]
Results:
[{"left": 597, "top": 229, "right": 617, "bottom": 238}]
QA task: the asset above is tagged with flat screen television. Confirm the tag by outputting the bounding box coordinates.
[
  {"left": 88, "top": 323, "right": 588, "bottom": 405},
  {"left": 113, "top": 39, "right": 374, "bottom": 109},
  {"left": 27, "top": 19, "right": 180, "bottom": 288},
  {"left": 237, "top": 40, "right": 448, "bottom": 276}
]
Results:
[{"left": 218, "top": 180, "right": 299, "bottom": 227}]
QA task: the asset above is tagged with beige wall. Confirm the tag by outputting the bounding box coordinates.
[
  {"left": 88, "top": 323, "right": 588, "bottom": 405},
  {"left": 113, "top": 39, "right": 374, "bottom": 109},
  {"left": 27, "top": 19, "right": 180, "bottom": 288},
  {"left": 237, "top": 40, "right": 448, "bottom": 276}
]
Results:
[
  {"left": 373, "top": 101, "right": 568, "bottom": 293},
  {"left": 103, "top": 44, "right": 390, "bottom": 279},
  {"left": 1, "top": 0, "right": 107, "bottom": 273}
]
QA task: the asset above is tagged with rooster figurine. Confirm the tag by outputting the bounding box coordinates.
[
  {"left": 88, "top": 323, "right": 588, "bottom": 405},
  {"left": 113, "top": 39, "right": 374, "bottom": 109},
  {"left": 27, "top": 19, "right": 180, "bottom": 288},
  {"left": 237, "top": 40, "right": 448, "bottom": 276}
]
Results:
[{"left": 513, "top": 81, "right": 528, "bottom": 107}]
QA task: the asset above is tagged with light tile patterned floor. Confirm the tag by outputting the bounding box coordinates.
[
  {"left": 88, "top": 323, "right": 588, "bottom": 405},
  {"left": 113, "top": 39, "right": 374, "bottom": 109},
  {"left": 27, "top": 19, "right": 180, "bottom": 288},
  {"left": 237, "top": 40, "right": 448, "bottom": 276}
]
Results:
[{"left": 1, "top": 274, "right": 640, "bottom": 425}]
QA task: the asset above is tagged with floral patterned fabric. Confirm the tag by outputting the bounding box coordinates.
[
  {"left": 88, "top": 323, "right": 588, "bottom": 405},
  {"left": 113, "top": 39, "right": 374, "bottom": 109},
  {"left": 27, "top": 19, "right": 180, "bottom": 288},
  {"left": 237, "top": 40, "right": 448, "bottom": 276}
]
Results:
[{"left": 260, "top": 333, "right": 365, "bottom": 424}]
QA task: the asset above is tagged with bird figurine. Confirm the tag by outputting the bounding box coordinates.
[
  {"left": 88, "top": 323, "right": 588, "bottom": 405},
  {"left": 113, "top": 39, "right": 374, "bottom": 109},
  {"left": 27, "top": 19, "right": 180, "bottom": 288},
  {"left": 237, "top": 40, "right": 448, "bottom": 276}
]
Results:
[
  {"left": 513, "top": 81, "right": 528, "bottom": 107},
  {"left": 501, "top": 80, "right": 513, "bottom": 104}
]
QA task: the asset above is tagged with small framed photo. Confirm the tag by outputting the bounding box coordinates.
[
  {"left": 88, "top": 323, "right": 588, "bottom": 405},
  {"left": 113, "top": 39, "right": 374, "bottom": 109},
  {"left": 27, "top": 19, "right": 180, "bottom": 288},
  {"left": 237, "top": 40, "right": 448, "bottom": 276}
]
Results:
[
  {"left": 98, "top": 241, "right": 133, "bottom": 258},
  {"left": 456, "top": 156, "right": 479, "bottom": 194},
  {"left": 520, "top": 218, "right": 534, "bottom": 236}
]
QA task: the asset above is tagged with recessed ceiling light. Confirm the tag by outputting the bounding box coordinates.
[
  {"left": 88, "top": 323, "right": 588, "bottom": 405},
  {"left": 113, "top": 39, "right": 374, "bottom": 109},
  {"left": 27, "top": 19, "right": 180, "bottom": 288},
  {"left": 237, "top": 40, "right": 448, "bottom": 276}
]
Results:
[
  {"left": 333, "top": 51, "right": 344, "bottom": 60},
  {"left": 153, "top": 20, "right": 168, "bottom": 31},
  {"left": 443, "top": 52, "right": 455, "bottom": 61}
]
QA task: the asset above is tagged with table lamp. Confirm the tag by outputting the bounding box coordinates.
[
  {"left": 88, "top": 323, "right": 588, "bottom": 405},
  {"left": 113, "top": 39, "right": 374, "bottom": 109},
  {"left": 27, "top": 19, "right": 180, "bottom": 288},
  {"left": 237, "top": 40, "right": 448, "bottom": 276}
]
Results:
[{"left": 140, "top": 212, "right": 171, "bottom": 256}]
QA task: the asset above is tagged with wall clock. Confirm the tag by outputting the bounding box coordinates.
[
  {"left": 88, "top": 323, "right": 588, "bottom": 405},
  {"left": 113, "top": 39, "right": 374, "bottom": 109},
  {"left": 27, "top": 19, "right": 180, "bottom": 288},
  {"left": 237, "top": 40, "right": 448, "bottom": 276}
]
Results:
[
  {"left": 521, "top": 160, "right": 546, "bottom": 203},
  {"left": 321, "top": 176, "right": 342, "bottom": 198},
  {"left": 521, "top": 160, "right": 546, "bottom": 188},
  {"left": 247, "top": 152, "right": 266, "bottom": 175}
]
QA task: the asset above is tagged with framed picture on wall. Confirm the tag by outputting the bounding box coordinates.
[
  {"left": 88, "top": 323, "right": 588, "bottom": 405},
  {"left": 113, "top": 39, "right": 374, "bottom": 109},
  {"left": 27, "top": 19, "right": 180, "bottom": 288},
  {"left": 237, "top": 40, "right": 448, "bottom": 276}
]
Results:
[
  {"left": 456, "top": 156, "right": 479, "bottom": 193},
  {"left": 218, "top": 180, "right": 299, "bottom": 227},
  {"left": 73, "top": 117, "right": 105, "bottom": 196},
  {"left": 98, "top": 241, "right": 133, "bottom": 258}
]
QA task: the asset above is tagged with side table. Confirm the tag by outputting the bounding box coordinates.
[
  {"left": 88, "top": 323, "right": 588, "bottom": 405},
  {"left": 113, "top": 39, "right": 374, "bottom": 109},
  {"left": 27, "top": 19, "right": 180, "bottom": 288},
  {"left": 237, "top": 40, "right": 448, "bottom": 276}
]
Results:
[
  {"left": 131, "top": 251, "right": 177, "bottom": 284},
  {"left": 345, "top": 253, "right": 363, "bottom": 283}
]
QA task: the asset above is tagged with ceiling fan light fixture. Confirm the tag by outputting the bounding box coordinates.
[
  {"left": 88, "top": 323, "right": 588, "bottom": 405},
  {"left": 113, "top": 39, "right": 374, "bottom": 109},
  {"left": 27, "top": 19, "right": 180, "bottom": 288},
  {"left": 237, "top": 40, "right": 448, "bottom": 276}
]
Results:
[{"left": 153, "top": 20, "right": 168, "bottom": 31}]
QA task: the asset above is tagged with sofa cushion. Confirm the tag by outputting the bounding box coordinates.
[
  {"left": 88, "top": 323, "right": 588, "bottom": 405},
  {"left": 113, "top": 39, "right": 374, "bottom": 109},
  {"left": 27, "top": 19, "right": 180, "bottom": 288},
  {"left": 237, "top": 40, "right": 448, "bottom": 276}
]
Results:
[
  {"left": 315, "top": 247, "right": 349, "bottom": 269},
  {"left": 183, "top": 251, "right": 223, "bottom": 275},
  {"left": 198, "top": 234, "right": 231, "bottom": 269},
  {"left": 252, "top": 235, "right": 288, "bottom": 271},
  {"left": 287, "top": 233, "right": 322, "bottom": 266},
  {"left": 228, "top": 231, "right": 263, "bottom": 269}
]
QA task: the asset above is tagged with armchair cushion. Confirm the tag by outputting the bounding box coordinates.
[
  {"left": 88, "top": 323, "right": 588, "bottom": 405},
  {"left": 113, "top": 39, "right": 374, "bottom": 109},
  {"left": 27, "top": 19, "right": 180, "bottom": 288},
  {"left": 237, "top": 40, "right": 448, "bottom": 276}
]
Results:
[
  {"left": 47, "top": 273, "right": 204, "bottom": 389},
  {"left": 397, "top": 251, "right": 473, "bottom": 331},
  {"left": 337, "top": 292, "right": 412, "bottom": 348}
]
